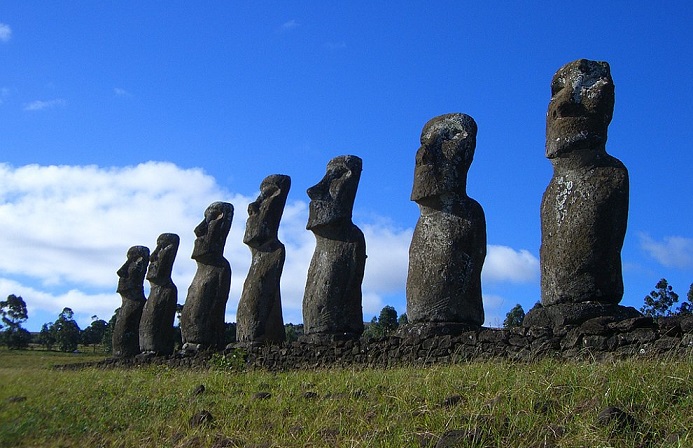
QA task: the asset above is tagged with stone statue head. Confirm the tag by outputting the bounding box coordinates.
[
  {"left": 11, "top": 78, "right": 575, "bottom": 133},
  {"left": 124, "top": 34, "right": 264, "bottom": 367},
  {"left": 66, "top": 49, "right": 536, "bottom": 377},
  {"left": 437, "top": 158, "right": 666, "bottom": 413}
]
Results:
[
  {"left": 146, "top": 233, "right": 180, "bottom": 282},
  {"left": 306, "top": 155, "right": 362, "bottom": 230},
  {"left": 244, "top": 174, "right": 291, "bottom": 248},
  {"left": 192, "top": 201, "right": 234, "bottom": 262},
  {"left": 411, "top": 113, "right": 477, "bottom": 203},
  {"left": 546, "top": 59, "right": 614, "bottom": 159},
  {"left": 116, "top": 245, "right": 150, "bottom": 297}
]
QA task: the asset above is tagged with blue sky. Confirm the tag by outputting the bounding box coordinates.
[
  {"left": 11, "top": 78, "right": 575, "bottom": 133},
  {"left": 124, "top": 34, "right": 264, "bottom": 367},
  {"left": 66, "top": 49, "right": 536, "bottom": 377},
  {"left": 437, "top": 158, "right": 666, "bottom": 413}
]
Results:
[{"left": 1, "top": 2, "right": 692, "bottom": 331}]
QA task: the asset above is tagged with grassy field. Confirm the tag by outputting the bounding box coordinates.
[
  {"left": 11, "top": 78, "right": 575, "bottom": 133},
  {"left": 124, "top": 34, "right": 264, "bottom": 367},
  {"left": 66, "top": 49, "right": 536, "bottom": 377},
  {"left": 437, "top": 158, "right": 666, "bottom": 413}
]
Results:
[{"left": 0, "top": 348, "right": 691, "bottom": 447}]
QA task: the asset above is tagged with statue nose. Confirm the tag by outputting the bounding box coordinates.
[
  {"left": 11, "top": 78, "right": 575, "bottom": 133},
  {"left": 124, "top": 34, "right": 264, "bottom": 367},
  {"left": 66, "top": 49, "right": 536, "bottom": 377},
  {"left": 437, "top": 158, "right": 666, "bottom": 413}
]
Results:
[
  {"left": 194, "top": 220, "right": 207, "bottom": 237},
  {"left": 307, "top": 182, "right": 327, "bottom": 200}
]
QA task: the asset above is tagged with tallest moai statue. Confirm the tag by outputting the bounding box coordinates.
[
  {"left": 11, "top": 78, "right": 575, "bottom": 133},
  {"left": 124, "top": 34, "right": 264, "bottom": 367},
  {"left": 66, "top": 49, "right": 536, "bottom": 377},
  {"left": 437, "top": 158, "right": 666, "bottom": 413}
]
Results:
[{"left": 540, "top": 59, "right": 629, "bottom": 308}]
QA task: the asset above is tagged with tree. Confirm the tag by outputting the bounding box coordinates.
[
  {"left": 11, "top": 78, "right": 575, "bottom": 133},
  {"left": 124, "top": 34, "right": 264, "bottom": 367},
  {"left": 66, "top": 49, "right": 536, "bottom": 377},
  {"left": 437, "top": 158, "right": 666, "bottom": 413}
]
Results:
[
  {"left": 378, "top": 306, "right": 399, "bottom": 336},
  {"left": 38, "top": 322, "right": 57, "bottom": 350},
  {"left": 503, "top": 304, "right": 525, "bottom": 328},
  {"left": 363, "top": 306, "right": 403, "bottom": 339},
  {"left": 398, "top": 313, "right": 408, "bottom": 326},
  {"left": 679, "top": 284, "right": 693, "bottom": 315},
  {"left": 82, "top": 316, "right": 108, "bottom": 352},
  {"left": 641, "top": 279, "right": 680, "bottom": 318},
  {"left": 0, "top": 294, "right": 31, "bottom": 349},
  {"left": 284, "top": 323, "right": 304, "bottom": 343},
  {"left": 363, "top": 316, "right": 382, "bottom": 339},
  {"left": 53, "top": 307, "right": 81, "bottom": 352},
  {"left": 101, "top": 308, "right": 119, "bottom": 354}
]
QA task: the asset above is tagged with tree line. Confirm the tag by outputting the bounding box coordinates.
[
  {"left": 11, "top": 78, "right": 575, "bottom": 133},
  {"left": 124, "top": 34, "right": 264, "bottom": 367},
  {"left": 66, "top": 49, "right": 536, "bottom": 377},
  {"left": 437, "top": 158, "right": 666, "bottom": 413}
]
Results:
[{"left": 0, "top": 295, "right": 114, "bottom": 352}]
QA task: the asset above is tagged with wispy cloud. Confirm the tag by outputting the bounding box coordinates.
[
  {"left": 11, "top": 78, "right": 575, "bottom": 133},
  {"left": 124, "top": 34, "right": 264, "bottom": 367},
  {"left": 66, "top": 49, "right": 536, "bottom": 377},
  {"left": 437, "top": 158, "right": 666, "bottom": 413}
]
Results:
[
  {"left": 114, "top": 87, "right": 132, "bottom": 97},
  {"left": 323, "top": 41, "right": 347, "bottom": 50},
  {"left": 639, "top": 232, "right": 693, "bottom": 269},
  {"left": 0, "top": 23, "right": 11, "bottom": 42},
  {"left": 23, "top": 98, "right": 66, "bottom": 111},
  {"left": 0, "top": 87, "right": 9, "bottom": 105},
  {"left": 279, "top": 19, "right": 299, "bottom": 32}
]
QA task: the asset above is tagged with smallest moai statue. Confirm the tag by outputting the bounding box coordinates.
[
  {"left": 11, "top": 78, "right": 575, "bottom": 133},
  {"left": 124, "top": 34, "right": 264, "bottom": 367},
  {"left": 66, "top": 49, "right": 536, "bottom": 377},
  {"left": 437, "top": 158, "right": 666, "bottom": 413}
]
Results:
[
  {"left": 405, "top": 113, "right": 487, "bottom": 333},
  {"left": 236, "top": 175, "right": 291, "bottom": 345},
  {"left": 139, "top": 233, "right": 180, "bottom": 356},
  {"left": 112, "top": 245, "right": 149, "bottom": 358}
]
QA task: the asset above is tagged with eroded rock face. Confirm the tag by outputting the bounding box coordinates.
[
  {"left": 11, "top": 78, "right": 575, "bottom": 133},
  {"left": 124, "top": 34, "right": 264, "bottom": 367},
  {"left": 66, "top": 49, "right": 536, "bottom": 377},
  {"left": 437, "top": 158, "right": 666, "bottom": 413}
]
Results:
[
  {"left": 302, "top": 155, "right": 366, "bottom": 339},
  {"left": 180, "top": 202, "right": 233, "bottom": 350},
  {"left": 113, "top": 245, "right": 149, "bottom": 358},
  {"left": 139, "top": 233, "right": 179, "bottom": 355},
  {"left": 236, "top": 175, "right": 291, "bottom": 345},
  {"left": 406, "top": 113, "right": 486, "bottom": 327},
  {"left": 540, "top": 59, "right": 629, "bottom": 306}
]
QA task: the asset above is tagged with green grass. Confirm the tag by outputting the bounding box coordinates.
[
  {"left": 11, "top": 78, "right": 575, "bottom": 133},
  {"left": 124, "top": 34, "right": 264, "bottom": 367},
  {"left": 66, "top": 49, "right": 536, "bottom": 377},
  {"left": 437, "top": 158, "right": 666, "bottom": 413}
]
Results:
[{"left": 0, "top": 348, "right": 691, "bottom": 447}]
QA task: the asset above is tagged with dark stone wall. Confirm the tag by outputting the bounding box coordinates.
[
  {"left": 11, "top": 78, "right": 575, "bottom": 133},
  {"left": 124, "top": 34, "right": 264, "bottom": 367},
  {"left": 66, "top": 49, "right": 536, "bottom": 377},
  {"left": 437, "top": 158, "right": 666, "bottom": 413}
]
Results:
[
  {"left": 58, "top": 315, "right": 693, "bottom": 371},
  {"left": 234, "top": 315, "right": 693, "bottom": 370}
]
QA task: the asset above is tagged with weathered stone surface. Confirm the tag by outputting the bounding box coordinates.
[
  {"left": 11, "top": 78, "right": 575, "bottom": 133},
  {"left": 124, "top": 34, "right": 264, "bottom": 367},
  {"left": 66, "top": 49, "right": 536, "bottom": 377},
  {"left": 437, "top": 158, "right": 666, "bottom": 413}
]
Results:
[
  {"left": 523, "top": 302, "right": 641, "bottom": 331},
  {"left": 237, "top": 175, "right": 290, "bottom": 345},
  {"left": 302, "top": 155, "right": 366, "bottom": 339},
  {"left": 113, "top": 245, "right": 149, "bottom": 358},
  {"left": 139, "top": 233, "right": 179, "bottom": 356},
  {"left": 406, "top": 113, "right": 486, "bottom": 327},
  {"left": 541, "top": 59, "right": 629, "bottom": 306},
  {"left": 181, "top": 202, "right": 233, "bottom": 350}
]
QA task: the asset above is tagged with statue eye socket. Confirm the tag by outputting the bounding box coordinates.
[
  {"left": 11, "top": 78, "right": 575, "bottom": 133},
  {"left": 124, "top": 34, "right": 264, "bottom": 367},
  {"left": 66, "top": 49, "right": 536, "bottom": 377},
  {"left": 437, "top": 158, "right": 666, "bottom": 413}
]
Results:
[
  {"left": 207, "top": 209, "right": 223, "bottom": 221},
  {"left": 262, "top": 185, "right": 279, "bottom": 198},
  {"left": 550, "top": 79, "right": 564, "bottom": 96},
  {"left": 550, "top": 84, "right": 560, "bottom": 96}
]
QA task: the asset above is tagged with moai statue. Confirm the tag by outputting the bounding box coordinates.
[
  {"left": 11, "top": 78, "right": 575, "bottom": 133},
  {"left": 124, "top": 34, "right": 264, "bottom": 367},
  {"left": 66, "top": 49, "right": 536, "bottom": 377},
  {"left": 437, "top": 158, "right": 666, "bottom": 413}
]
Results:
[
  {"left": 112, "top": 245, "right": 149, "bottom": 358},
  {"left": 180, "top": 202, "right": 233, "bottom": 351},
  {"left": 302, "top": 155, "right": 366, "bottom": 340},
  {"left": 139, "top": 233, "right": 180, "bottom": 356},
  {"left": 541, "top": 59, "right": 629, "bottom": 306},
  {"left": 405, "top": 113, "right": 487, "bottom": 331},
  {"left": 236, "top": 175, "right": 291, "bottom": 345},
  {"left": 528, "top": 59, "right": 637, "bottom": 327}
]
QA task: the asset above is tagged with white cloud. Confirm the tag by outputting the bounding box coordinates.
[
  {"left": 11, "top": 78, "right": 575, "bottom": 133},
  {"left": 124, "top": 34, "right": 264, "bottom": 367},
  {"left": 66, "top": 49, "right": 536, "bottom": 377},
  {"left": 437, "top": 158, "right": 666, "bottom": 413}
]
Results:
[
  {"left": 0, "top": 23, "right": 11, "bottom": 42},
  {"left": 483, "top": 245, "right": 539, "bottom": 283},
  {"left": 639, "top": 232, "right": 693, "bottom": 269},
  {"left": 0, "top": 163, "right": 237, "bottom": 327},
  {"left": 279, "top": 20, "right": 299, "bottom": 32},
  {"left": 361, "top": 224, "right": 412, "bottom": 294},
  {"left": 114, "top": 87, "right": 132, "bottom": 97},
  {"left": 23, "top": 99, "right": 66, "bottom": 111}
]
